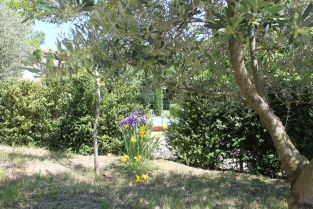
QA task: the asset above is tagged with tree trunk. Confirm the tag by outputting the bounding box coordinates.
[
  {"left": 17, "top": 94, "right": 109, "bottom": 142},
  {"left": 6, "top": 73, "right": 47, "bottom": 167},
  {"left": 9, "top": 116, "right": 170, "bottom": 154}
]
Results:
[
  {"left": 92, "top": 70, "right": 101, "bottom": 176},
  {"left": 288, "top": 159, "right": 313, "bottom": 209},
  {"left": 228, "top": 37, "right": 313, "bottom": 208}
]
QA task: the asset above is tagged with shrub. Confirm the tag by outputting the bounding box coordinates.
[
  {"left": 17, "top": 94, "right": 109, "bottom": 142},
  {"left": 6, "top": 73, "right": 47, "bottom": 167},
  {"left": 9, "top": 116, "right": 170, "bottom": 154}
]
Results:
[
  {"left": 167, "top": 90, "right": 313, "bottom": 177},
  {"left": 47, "top": 73, "right": 143, "bottom": 155},
  {"left": 167, "top": 96, "right": 247, "bottom": 170},
  {"left": 98, "top": 82, "right": 143, "bottom": 154},
  {"left": 49, "top": 74, "right": 95, "bottom": 152},
  {"left": 0, "top": 73, "right": 143, "bottom": 156},
  {"left": 269, "top": 88, "right": 313, "bottom": 160},
  {"left": 0, "top": 79, "right": 51, "bottom": 146},
  {"left": 169, "top": 103, "right": 180, "bottom": 118}
]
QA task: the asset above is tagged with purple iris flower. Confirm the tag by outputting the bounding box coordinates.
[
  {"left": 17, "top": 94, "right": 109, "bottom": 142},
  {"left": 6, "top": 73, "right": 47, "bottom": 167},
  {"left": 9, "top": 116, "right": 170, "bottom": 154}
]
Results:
[
  {"left": 119, "top": 121, "right": 126, "bottom": 127},
  {"left": 127, "top": 115, "right": 139, "bottom": 128},
  {"left": 132, "top": 109, "right": 142, "bottom": 116},
  {"left": 140, "top": 115, "right": 146, "bottom": 121},
  {"left": 119, "top": 109, "right": 146, "bottom": 128}
]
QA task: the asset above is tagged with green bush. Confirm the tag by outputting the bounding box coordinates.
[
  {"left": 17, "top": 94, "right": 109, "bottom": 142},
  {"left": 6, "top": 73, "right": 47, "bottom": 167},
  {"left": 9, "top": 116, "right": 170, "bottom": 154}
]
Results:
[
  {"left": 47, "top": 73, "right": 142, "bottom": 155},
  {"left": 167, "top": 90, "right": 313, "bottom": 177},
  {"left": 167, "top": 96, "right": 253, "bottom": 170},
  {"left": 98, "top": 81, "right": 142, "bottom": 154},
  {"left": 169, "top": 103, "right": 180, "bottom": 118},
  {"left": 269, "top": 89, "right": 313, "bottom": 161},
  {"left": 0, "top": 79, "right": 51, "bottom": 146},
  {"left": 48, "top": 74, "right": 94, "bottom": 153},
  {"left": 0, "top": 73, "right": 143, "bottom": 155}
]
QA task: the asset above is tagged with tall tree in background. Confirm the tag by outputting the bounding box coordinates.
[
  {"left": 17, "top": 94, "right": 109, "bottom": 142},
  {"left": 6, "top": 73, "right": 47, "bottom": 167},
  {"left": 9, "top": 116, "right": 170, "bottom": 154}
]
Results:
[{"left": 0, "top": 4, "right": 32, "bottom": 78}]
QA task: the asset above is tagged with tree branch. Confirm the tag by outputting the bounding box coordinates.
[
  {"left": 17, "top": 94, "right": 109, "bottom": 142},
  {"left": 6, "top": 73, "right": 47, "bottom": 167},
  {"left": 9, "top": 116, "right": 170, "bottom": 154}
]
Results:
[{"left": 248, "top": 27, "right": 266, "bottom": 100}]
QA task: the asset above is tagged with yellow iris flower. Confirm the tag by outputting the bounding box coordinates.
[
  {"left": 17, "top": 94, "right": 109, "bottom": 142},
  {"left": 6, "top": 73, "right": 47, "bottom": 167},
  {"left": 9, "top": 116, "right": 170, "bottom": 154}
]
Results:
[
  {"left": 138, "top": 126, "right": 145, "bottom": 138},
  {"left": 134, "top": 155, "right": 143, "bottom": 162},
  {"left": 120, "top": 154, "right": 129, "bottom": 162},
  {"left": 130, "top": 136, "right": 137, "bottom": 143},
  {"left": 142, "top": 174, "right": 149, "bottom": 182},
  {"left": 135, "top": 175, "right": 142, "bottom": 183}
]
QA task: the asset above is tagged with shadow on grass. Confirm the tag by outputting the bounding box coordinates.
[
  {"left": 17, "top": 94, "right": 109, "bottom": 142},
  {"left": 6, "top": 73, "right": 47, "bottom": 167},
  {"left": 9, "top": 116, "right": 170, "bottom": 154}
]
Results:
[{"left": 0, "top": 169, "right": 289, "bottom": 209}]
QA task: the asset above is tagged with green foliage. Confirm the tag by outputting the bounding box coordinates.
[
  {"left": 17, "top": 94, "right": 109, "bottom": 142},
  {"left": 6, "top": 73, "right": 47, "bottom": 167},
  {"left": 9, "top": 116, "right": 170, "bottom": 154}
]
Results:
[
  {"left": 49, "top": 74, "right": 94, "bottom": 153},
  {"left": 98, "top": 81, "right": 143, "bottom": 154},
  {"left": 2, "top": 0, "right": 312, "bottom": 180},
  {"left": 32, "top": 49, "right": 42, "bottom": 62},
  {"left": 167, "top": 89, "right": 313, "bottom": 177},
  {"left": 153, "top": 86, "right": 163, "bottom": 116},
  {"left": 0, "top": 79, "right": 50, "bottom": 146},
  {"left": 0, "top": 5, "right": 32, "bottom": 77},
  {"left": 269, "top": 86, "right": 313, "bottom": 161},
  {"left": 46, "top": 51, "right": 56, "bottom": 69},
  {"left": 47, "top": 72, "right": 142, "bottom": 155},
  {"left": 167, "top": 95, "right": 242, "bottom": 170},
  {"left": 0, "top": 73, "right": 142, "bottom": 155},
  {"left": 28, "top": 31, "right": 45, "bottom": 49},
  {"left": 169, "top": 103, "right": 180, "bottom": 118}
]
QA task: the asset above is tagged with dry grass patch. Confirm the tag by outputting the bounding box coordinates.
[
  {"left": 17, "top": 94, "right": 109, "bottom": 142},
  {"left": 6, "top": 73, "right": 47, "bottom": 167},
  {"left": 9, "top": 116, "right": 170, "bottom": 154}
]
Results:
[{"left": 0, "top": 145, "right": 288, "bottom": 209}]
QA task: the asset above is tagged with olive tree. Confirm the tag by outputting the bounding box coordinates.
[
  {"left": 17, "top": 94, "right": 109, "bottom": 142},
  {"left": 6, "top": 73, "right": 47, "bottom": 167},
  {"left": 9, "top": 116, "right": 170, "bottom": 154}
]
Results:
[{"left": 0, "top": 4, "right": 32, "bottom": 78}]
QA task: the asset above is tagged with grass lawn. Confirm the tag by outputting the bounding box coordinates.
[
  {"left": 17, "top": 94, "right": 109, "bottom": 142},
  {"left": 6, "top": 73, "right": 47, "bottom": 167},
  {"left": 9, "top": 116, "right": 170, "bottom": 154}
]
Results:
[{"left": 0, "top": 145, "right": 288, "bottom": 209}]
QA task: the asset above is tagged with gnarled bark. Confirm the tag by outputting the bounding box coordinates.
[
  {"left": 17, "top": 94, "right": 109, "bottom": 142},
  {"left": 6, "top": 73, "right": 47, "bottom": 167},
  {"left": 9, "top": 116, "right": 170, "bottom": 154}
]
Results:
[
  {"left": 228, "top": 37, "right": 312, "bottom": 208},
  {"left": 288, "top": 159, "right": 313, "bottom": 209}
]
